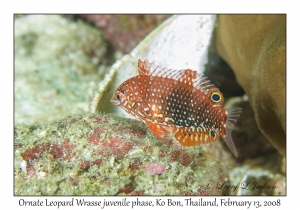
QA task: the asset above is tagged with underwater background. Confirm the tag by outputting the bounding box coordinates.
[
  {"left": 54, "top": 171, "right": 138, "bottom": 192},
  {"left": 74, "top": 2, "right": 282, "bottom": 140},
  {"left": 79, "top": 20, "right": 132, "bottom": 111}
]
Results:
[{"left": 14, "top": 14, "right": 286, "bottom": 196}]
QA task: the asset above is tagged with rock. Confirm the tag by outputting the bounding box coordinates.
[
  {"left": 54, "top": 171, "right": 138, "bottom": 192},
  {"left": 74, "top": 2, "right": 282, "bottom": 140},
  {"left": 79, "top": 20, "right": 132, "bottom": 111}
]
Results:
[
  {"left": 228, "top": 152, "right": 285, "bottom": 195},
  {"left": 214, "top": 15, "right": 286, "bottom": 155},
  {"left": 14, "top": 113, "right": 231, "bottom": 195},
  {"left": 14, "top": 15, "right": 109, "bottom": 125}
]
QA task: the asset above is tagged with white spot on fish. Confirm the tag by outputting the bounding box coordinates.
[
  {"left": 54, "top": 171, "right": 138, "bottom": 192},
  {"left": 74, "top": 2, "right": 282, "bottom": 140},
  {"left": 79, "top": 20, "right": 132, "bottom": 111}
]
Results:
[{"left": 152, "top": 104, "right": 156, "bottom": 111}]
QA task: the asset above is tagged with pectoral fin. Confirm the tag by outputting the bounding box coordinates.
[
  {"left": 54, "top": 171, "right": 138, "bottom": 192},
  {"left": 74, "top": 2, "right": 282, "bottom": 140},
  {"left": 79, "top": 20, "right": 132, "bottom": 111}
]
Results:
[{"left": 146, "top": 121, "right": 171, "bottom": 138}]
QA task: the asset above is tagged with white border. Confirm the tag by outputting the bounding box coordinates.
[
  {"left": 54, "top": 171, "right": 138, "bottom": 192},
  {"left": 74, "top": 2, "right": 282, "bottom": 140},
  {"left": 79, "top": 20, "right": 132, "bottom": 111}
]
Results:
[{"left": 2, "top": 0, "right": 295, "bottom": 209}]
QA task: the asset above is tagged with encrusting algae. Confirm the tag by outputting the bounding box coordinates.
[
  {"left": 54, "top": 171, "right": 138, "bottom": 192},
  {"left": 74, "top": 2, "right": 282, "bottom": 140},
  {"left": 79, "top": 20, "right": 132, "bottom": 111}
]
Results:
[
  {"left": 14, "top": 113, "right": 228, "bottom": 195},
  {"left": 111, "top": 60, "right": 242, "bottom": 157}
]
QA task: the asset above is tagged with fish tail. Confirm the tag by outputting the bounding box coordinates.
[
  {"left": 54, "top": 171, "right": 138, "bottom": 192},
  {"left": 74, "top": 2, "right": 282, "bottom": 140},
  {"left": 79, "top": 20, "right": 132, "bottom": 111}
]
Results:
[{"left": 224, "top": 107, "right": 242, "bottom": 157}]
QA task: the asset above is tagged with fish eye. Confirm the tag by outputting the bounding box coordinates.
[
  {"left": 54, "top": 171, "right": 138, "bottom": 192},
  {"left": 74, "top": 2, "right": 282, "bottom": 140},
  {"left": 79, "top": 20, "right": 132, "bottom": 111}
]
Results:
[
  {"left": 211, "top": 92, "right": 221, "bottom": 102},
  {"left": 117, "top": 94, "right": 121, "bottom": 101}
]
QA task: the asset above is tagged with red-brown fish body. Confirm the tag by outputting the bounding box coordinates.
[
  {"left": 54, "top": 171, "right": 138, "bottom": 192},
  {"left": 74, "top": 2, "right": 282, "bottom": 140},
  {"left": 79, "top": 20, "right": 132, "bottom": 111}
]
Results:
[{"left": 111, "top": 59, "right": 242, "bottom": 157}]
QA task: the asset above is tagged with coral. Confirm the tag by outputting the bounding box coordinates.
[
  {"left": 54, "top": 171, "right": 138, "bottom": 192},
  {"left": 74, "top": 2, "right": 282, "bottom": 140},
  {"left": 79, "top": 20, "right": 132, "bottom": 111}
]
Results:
[
  {"left": 14, "top": 113, "right": 230, "bottom": 195},
  {"left": 214, "top": 15, "right": 286, "bottom": 155}
]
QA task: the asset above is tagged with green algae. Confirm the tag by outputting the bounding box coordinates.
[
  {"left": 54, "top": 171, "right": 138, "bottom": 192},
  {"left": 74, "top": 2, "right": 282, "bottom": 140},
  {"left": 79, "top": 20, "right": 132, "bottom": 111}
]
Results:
[{"left": 15, "top": 112, "right": 284, "bottom": 196}]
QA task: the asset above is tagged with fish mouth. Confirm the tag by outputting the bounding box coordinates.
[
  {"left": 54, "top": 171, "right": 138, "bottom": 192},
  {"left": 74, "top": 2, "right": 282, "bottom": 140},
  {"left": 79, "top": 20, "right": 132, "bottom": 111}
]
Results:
[{"left": 111, "top": 99, "right": 120, "bottom": 106}]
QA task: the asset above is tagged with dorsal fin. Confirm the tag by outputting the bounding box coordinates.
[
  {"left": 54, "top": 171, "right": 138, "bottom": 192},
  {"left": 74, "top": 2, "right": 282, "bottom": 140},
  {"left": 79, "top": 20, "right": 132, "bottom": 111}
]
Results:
[
  {"left": 138, "top": 59, "right": 151, "bottom": 76},
  {"left": 194, "top": 74, "right": 218, "bottom": 94},
  {"left": 178, "top": 69, "right": 197, "bottom": 85},
  {"left": 138, "top": 59, "right": 218, "bottom": 95}
]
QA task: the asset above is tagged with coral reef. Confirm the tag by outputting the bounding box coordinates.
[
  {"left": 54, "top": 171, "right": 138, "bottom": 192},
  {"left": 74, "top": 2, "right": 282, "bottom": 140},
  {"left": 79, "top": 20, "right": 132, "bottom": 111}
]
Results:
[
  {"left": 15, "top": 15, "right": 110, "bottom": 125},
  {"left": 214, "top": 15, "right": 286, "bottom": 155},
  {"left": 14, "top": 113, "right": 233, "bottom": 195}
]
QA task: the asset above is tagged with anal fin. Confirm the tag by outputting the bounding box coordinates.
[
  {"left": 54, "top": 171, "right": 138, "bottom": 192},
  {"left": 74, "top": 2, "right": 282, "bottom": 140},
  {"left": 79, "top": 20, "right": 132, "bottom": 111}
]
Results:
[{"left": 174, "top": 127, "right": 217, "bottom": 147}]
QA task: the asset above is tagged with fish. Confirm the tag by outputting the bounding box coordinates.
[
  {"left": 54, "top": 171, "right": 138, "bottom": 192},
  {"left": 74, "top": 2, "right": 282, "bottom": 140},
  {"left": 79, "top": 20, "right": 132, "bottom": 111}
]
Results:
[{"left": 111, "top": 59, "right": 242, "bottom": 157}]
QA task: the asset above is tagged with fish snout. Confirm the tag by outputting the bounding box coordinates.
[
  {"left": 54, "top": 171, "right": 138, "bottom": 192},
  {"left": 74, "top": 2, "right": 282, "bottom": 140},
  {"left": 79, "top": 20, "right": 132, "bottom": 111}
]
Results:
[{"left": 110, "top": 97, "right": 121, "bottom": 106}]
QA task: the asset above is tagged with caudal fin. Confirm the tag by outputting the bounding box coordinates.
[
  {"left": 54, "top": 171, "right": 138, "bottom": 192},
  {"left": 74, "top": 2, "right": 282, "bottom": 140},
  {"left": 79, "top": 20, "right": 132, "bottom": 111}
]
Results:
[{"left": 224, "top": 107, "right": 242, "bottom": 157}]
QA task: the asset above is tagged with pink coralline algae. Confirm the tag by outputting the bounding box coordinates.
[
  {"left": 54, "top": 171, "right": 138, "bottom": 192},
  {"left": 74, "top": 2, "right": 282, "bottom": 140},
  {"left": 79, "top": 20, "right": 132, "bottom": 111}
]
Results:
[
  {"left": 21, "top": 140, "right": 76, "bottom": 162},
  {"left": 87, "top": 128, "right": 134, "bottom": 159},
  {"left": 144, "top": 163, "right": 166, "bottom": 175}
]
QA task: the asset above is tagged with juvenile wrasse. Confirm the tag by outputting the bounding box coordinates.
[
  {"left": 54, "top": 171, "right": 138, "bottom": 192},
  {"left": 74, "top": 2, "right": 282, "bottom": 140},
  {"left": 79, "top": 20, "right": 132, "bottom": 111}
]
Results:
[{"left": 111, "top": 59, "right": 242, "bottom": 157}]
